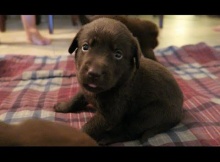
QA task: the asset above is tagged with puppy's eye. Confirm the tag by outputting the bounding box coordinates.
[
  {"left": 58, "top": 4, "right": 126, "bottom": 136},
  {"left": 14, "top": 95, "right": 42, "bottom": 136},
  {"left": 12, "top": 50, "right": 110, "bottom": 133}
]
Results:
[
  {"left": 114, "top": 50, "right": 123, "bottom": 60},
  {"left": 82, "top": 43, "right": 89, "bottom": 52}
]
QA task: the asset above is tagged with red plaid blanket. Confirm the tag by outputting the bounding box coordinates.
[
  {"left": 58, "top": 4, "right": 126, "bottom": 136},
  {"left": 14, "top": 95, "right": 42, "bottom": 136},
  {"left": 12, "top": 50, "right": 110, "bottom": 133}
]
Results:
[{"left": 0, "top": 42, "right": 220, "bottom": 146}]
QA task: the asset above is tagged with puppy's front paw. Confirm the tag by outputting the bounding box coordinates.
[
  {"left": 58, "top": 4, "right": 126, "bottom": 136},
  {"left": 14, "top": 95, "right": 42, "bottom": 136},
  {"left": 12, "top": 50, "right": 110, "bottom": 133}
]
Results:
[{"left": 54, "top": 102, "right": 71, "bottom": 113}]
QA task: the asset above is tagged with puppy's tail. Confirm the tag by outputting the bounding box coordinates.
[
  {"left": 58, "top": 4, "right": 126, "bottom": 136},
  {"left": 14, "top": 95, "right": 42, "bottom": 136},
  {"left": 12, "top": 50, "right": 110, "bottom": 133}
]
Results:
[{"left": 78, "top": 15, "right": 92, "bottom": 25}]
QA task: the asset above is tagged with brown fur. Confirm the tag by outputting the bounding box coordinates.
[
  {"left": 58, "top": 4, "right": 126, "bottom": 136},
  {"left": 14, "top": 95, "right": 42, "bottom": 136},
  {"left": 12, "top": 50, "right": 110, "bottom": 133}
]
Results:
[
  {"left": 78, "top": 15, "right": 159, "bottom": 61},
  {"left": 0, "top": 119, "right": 98, "bottom": 146},
  {"left": 54, "top": 18, "right": 183, "bottom": 145}
]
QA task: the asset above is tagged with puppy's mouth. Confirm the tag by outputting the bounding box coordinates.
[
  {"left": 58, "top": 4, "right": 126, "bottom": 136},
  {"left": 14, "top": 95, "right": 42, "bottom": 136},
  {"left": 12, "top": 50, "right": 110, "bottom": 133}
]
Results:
[{"left": 83, "top": 83, "right": 104, "bottom": 93}]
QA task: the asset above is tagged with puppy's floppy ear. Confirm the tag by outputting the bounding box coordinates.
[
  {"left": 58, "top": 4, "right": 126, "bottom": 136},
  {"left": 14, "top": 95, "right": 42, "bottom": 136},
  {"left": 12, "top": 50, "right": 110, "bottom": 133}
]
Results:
[
  {"left": 132, "top": 37, "right": 142, "bottom": 69},
  {"left": 68, "top": 32, "right": 80, "bottom": 54}
]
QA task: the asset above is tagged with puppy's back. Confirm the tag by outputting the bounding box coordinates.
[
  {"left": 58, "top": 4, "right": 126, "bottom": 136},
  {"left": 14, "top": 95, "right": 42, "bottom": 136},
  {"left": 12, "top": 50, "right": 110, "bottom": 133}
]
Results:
[{"left": 134, "top": 57, "right": 183, "bottom": 118}]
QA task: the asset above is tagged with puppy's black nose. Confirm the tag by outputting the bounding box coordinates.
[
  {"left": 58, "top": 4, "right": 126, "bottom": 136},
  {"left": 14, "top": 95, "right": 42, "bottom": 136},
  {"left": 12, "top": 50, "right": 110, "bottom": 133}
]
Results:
[{"left": 87, "top": 69, "right": 102, "bottom": 79}]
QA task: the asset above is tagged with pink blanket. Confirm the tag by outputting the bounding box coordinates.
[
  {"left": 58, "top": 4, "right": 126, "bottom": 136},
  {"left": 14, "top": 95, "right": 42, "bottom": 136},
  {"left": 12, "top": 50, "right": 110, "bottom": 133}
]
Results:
[{"left": 0, "top": 42, "right": 220, "bottom": 146}]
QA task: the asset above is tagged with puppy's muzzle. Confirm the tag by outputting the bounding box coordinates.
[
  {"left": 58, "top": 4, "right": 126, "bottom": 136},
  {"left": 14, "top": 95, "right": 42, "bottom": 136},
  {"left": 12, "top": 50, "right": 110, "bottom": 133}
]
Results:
[
  {"left": 82, "top": 67, "right": 106, "bottom": 93},
  {"left": 87, "top": 68, "right": 102, "bottom": 80},
  {"left": 86, "top": 67, "right": 106, "bottom": 82}
]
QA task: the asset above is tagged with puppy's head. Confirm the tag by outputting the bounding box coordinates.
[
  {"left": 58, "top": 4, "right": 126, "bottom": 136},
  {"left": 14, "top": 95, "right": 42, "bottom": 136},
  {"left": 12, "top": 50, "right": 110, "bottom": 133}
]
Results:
[{"left": 69, "top": 18, "right": 142, "bottom": 94}]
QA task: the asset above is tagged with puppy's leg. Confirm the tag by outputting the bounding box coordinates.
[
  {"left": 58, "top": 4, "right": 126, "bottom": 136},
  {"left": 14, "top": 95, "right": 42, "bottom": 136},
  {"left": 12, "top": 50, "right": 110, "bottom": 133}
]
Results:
[
  {"left": 97, "top": 125, "right": 134, "bottom": 145},
  {"left": 129, "top": 103, "right": 182, "bottom": 144},
  {"left": 97, "top": 123, "right": 173, "bottom": 145},
  {"left": 54, "top": 91, "right": 88, "bottom": 113},
  {"left": 98, "top": 135, "right": 130, "bottom": 146},
  {"left": 140, "top": 123, "right": 178, "bottom": 144},
  {"left": 82, "top": 101, "right": 132, "bottom": 144},
  {"left": 98, "top": 102, "right": 181, "bottom": 145},
  {"left": 82, "top": 113, "right": 109, "bottom": 142}
]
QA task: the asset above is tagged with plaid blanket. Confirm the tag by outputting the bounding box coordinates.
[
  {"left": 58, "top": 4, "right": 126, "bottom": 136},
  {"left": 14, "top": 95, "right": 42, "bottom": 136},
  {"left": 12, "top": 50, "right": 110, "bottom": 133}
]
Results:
[{"left": 0, "top": 42, "right": 220, "bottom": 146}]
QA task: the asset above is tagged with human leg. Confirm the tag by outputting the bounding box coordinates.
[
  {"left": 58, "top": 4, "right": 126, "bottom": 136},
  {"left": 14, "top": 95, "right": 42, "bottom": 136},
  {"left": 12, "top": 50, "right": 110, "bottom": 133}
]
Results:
[{"left": 21, "top": 15, "right": 51, "bottom": 45}]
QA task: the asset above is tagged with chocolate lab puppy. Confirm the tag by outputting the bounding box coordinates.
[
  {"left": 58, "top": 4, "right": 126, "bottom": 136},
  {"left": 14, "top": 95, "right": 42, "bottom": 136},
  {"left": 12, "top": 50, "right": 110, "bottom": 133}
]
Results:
[
  {"left": 54, "top": 18, "right": 183, "bottom": 145},
  {"left": 78, "top": 15, "right": 159, "bottom": 61},
  {"left": 0, "top": 119, "right": 98, "bottom": 146}
]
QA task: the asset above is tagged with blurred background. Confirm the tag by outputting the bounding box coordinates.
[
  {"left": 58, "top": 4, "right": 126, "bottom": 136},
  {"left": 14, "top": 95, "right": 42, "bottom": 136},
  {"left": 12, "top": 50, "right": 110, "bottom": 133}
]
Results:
[{"left": 0, "top": 15, "right": 220, "bottom": 57}]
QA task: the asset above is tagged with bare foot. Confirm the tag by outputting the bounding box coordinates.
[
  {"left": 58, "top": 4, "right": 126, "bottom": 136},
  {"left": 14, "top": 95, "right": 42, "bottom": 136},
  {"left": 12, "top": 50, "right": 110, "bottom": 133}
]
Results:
[
  {"left": 27, "top": 31, "right": 51, "bottom": 45},
  {"left": 213, "top": 26, "right": 220, "bottom": 32}
]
